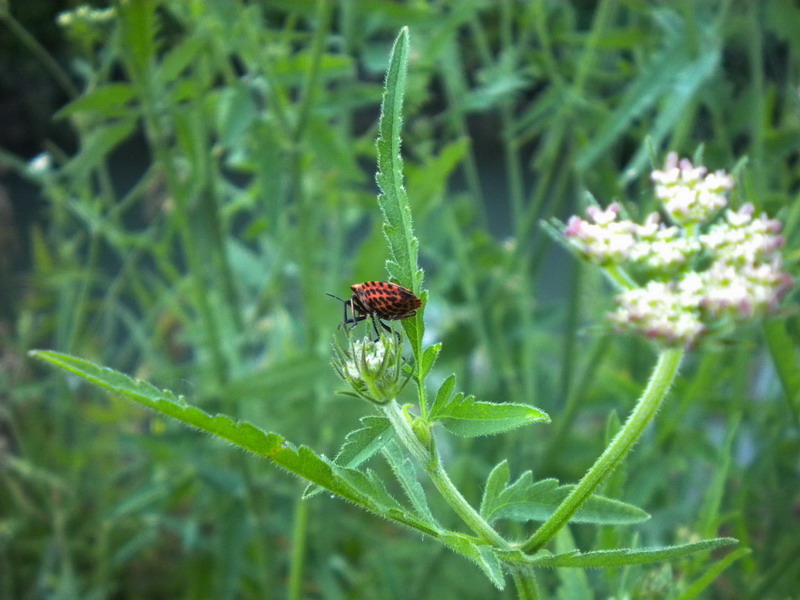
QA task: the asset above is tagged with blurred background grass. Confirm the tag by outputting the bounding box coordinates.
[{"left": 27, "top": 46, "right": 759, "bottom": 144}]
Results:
[{"left": 1, "top": 1, "right": 799, "bottom": 598}]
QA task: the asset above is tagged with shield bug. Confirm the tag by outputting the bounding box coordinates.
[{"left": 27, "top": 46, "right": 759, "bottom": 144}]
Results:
[{"left": 327, "top": 281, "right": 422, "bottom": 338}]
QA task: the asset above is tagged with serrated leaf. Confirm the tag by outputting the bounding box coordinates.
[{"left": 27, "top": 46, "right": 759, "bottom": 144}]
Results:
[
  {"left": 216, "top": 85, "right": 257, "bottom": 149},
  {"left": 440, "top": 532, "right": 505, "bottom": 590},
  {"left": 525, "top": 538, "right": 738, "bottom": 568},
  {"left": 30, "top": 351, "right": 439, "bottom": 538},
  {"left": 55, "top": 84, "right": 136, "bottom": 120},
  {"left": 431, "top": 374, "right": 457, "bottom": 415},
  {"left": 382, "top": 440, "right": 439, "bottom": 527},
  {"left": 430, "top": 393, "right": 549, "bottom": 438},
  {"left": 480, "top": 466, "right": 648, "bottom": 525},
  {"left": 335, "top": 416, "right": 394, "bottom": 468},
  {"left": 480, "top": 460, "right": 512, "bottom": 517},
  {"left": 157, "top": 35, "right": 206, "bottom": 84},
  {"left": 61, "top": 119, "right": 137, "bottom": 177},
  {"left": 304, "top": 416, "right": 393, "bottom": 499},
  {"left": 118, "top": 0, "right": 159, "bottom": 81},
  {"left": 375, "top": 27, "right": 421, "bottom": 295},
  {"left": 419, "top": 343, "right": 442, "bottom": 379}
]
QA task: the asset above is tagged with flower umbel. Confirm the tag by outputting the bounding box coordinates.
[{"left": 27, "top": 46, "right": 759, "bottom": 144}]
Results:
[
  {"left": 560, "top": 153, "right": 793, "bottom": 348},
  {"left": 650, "top": 153, "right": 734, "bottom": 225},
  {"left": 331, "top": 332, "right": 411, "bottom": 405}
]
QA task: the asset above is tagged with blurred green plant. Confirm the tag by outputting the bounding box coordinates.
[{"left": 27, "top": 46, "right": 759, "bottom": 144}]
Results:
[{"left": 3, "top": 1, "right": 800, "bottom": 599}]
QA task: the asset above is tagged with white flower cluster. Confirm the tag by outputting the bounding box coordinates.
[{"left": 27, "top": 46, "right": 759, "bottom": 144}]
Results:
[
  {"left": 565, "top": 204, "right": 698, "bottom": 272},
  {"left": 57, "top": 5, "right": 116, "bottom": 27},
  {"left": 564, "top": 154, "right": 793, "bottom": 348},
  {"left": 609, "top": 279, "right": 706, "bottom": 347},
  {"left": 651, "top": 153, "right": 734, "bottom": 225}
]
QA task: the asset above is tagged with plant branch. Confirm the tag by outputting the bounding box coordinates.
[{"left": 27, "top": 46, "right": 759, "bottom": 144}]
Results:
[{"left": 521, "top": 348, "right": 683, "bottom": 553}]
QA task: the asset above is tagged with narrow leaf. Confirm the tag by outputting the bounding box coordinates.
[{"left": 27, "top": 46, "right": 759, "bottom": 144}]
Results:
[
  {"left": 673, "top": 548, "right": 751, "bottom": 600},
  {"left": 431, "top": 394, "right": 549, "bottom": 438},
  {"left": 480, "top": 460, "right": 511, "bottom": 518},
  {"left": 481, "top": 471, "right": 649, "bottom": 525},
  {"left": 764, "top": 318, "right": 800, "bottom": 415},
  {"left": 440, "top": 532, "right": 505, "bottom": 590},
  {"left": 55, "top": 84, "right": 136, "bottom": 120},
  {"left": 304, "top": 415, "right": 392, "bottom": 499},
  {"left": 375, "top": 26, "right": 422, "bottom": 294},
  {"left": 430, "top": 374, "right": 457, "bottom": 415},
  {"left": 61, "top": 119, "right": 137, "bottom": 177},
  {"left": 382, "top": 440, "right": 439, "bottom": 527},
  {"left": 335, "top": 416, "right": 394, "bottom": 468},
  {"left": 526, "top": 538, "right": 738, "bottom": 568},
  {"left": 420, "top": 343, "right": 442, "bottom": 379},
  {"left": 30, "top": 351, "right": 440, "bottom": 538}
]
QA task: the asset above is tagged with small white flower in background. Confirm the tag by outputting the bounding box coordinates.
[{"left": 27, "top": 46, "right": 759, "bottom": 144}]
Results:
[
  {"left": 561, "top": 153, "right": 793, "bottom": 348},
  {"left": 57, "top": 4, "right": 116, "bottom": 27},
  {"left": 28, "top": 153, "right": 52, "bottom": 174}
]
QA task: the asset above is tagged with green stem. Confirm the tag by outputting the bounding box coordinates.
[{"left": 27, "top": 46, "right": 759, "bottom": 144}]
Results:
[
  {"left": 383, "top": 401, "right": 508, "bottom": 548},
  {"left": 511, "top": 567, "right": 539, "bottom": 600},
  {"left": 288, "top": 497, "right": 310, "bottom": 600},
  {"left": 521, "top": 348, "right": 684, "bottom": 553},
  {"left": 0, "top": 10, "right": 79, "bottom": 98}
]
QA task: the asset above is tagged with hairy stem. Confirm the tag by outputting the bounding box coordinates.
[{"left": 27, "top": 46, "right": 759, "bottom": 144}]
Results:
[{"left": 522, "top": 348, "right": 683, "bottom": 553}]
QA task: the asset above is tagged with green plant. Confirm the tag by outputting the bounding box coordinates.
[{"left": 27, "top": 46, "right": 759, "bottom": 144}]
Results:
[
  {"left": 5, "top": 2, "right": 800, "bottom": 598},
  {"left": 29, "top": 28, "right": 779, "bottom": 597}
]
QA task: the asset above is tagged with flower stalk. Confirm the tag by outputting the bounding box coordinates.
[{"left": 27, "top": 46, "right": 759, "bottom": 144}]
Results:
[{"left": 521, "top": 347, "right": 684, "bottom": 553}]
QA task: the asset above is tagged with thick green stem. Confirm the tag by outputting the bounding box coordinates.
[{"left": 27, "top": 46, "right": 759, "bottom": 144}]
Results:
[
  {"left": 383, "top": 401, "right": 508, "bottom": 548},
  {"left": 521, "top": 348, "right": 684, "bottom": 553},
  {"left": 511, "top": 567, "right": 539, "bottom": 600}
]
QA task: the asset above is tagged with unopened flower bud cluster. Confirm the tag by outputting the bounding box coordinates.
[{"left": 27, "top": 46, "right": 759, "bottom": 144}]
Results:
[
  {"left": 564, "top": 153, "right": 793, "bottom": 347},
  {"left": 331, "top": 335, "right": 410, "bottom": 405}
]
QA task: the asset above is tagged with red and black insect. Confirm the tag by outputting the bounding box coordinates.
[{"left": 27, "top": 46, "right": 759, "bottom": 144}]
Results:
[{"left": 327, "top": 281, "right": 422, "bottom": 338}]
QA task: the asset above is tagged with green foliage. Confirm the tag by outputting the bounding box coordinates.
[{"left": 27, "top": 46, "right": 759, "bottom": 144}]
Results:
[
  {"left": 480, "top": 460, "right": 648, "bottom": 525},
  {"left": 430, "top": 375, "right": 549, "bottom": 437},
  {"left": 513, "top": 538, "right": 739, "bottom": 569},
  {"left": 3, "top": 1, "right": 799, "bottom": 598}
]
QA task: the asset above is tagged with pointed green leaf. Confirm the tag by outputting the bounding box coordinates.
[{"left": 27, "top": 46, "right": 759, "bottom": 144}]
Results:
[
  {"left": 118, "top": 0, "right": 159, "bottom": 81},
  {"left": 431, "top": 393, "right": 549, "bottom": 438},
  {"left": 335, "top": 416, "right": 393, "bottom": 469},
  {"left": 157, "top": 35, "right": 206, "bottom": 84},
  {"left": 673, "top": 547, "right": 750, "bottom": 600},
  {"left": 61, "top": 119, "right": 137, "bottom": 177},
  {"left": 304, "top": 415, "right": 393, "bottom": 499},
  {"left": 216, "top": 85, "right": 257, "bottom": 149},
  {"left": 375, "top": 26, "right": 422, "bottom": 294},
  {"left": 480, "top": 460, "right": 511, "bottom": 518},
  {"left": 382, "top": 440, "right": 439, "bottom": 527},
  {"left": 525, "top": 538, "right": 738, "bottom": 568},
  {"left": 30, "top": 351, "right": 440, "bottom": 538},
  {"left": 764, "top": 319, "right": 800, "bottom": 415},
  {"left": 481, "top": 468, "right": 648, "bottom": 525},
  {"left": 431, "top": 374, "right": 457, "bottom": 415},
  {"left": 419, "top": 343, "right": 442, "bottom": 379},
  {"left": 440, "top": 532, "right": 505, "bottom": 590},
  {"left": 55, "top": 83, "right": 136, "bottom": 120}
]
